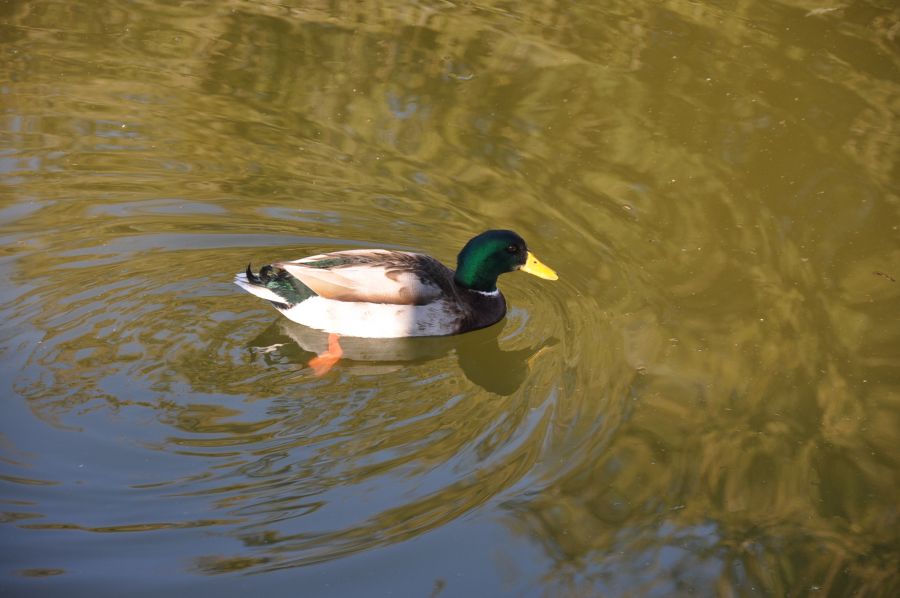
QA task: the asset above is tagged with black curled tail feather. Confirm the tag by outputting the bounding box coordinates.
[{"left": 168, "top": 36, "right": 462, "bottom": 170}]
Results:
[{"left": 246, "top": 263, "right": 261, "bottom": 284}]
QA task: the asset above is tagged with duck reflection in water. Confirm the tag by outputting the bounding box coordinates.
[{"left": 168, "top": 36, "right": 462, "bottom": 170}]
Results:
[{"left": 247, "top": 319, "right": 557, "bottom": 396}]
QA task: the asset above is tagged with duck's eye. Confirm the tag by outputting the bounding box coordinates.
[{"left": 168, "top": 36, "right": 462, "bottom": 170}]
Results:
[{"left": 506, "top": 245, "right": 519, "bottom": 254}]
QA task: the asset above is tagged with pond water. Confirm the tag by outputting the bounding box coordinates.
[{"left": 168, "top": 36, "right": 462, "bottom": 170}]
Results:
[{"left": 2, "top": 1, "right": 898, "bottom": 596}]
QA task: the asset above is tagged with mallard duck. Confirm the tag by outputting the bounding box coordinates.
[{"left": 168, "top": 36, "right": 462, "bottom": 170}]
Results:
[{"left": 235, "top": 229, "right": 557, "bottom": 373}]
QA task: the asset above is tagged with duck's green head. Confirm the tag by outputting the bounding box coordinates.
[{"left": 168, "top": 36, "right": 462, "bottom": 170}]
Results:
[{"left": 454, "top": 229, "right": 558, "bottom": 292}]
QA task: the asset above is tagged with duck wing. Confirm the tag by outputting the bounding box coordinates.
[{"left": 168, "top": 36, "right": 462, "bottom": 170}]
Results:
[{"left": 275, "top": 250, "right": 454, "bottom": 305}]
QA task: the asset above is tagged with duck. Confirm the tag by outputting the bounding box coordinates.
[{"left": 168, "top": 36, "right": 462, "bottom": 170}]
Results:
[{"left": 235, "top": 229, "right": 557, "bottom": 374}]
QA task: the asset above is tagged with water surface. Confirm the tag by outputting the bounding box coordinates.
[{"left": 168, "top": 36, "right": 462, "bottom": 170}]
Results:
[{"left": 2, "top": 1, "right": 899, "bottom": 596}]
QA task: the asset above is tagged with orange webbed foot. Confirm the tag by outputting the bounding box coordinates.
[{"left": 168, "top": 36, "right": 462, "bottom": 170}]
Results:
[{"left": 308, "top": 333, "right": 343, "bottom": 377}]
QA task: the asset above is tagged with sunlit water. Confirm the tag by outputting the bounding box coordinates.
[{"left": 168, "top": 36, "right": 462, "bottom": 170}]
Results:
[{"left": 2, "top": 1, "right": 898, "bottom": 596}]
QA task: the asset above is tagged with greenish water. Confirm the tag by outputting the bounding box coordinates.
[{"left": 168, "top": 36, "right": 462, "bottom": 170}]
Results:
[{"left": 1, "top": 1, "right": 898, "bottom": 596}]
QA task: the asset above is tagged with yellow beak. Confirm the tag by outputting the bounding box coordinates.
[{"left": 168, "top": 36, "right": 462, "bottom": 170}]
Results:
[{"left": 520, "top": 251, "right": 558, "bottom": 280}]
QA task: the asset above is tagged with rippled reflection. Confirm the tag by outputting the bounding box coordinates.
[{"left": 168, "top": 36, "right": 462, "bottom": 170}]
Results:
[
  {"left": 1, "top": 0, "right": 898, "bottom": 595},
  {"left": 250, "top": 318, "right": 557, "bottom": 395}
]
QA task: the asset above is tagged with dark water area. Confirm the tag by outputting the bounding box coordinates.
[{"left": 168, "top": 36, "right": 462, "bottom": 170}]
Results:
[{"left": 1, "top": 1, "right": 899, "bottom": 596}]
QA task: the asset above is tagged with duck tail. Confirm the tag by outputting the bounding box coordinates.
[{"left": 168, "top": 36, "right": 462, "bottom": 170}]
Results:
[
  {"left": 235, "top": 263, "right": 315, "bottom": 308},
  {"left": 245, "top": 263, "right": 261, "bottom": 284}
]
